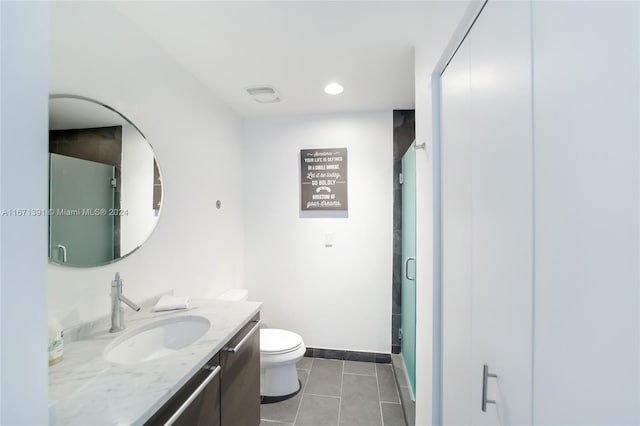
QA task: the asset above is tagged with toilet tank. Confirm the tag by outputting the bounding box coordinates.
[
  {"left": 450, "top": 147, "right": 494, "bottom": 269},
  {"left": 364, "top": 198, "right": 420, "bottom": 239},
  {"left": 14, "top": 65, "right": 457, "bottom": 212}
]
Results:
[{"left": 216, "top": 289, "right": 249, "bottom": 301}]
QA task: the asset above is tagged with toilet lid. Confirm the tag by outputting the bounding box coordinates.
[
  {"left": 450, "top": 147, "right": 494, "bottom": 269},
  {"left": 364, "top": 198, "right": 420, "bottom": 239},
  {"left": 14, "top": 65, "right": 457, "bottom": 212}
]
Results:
[{"left": 261, "top": 329, "right": 303, "bottom": 353}]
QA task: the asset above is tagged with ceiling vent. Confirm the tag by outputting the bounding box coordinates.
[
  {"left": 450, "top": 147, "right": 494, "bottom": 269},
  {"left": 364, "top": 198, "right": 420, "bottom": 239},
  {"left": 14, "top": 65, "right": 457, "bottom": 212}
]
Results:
[{"left": 246, "top": 86, "right": 281, "bottom": 103}]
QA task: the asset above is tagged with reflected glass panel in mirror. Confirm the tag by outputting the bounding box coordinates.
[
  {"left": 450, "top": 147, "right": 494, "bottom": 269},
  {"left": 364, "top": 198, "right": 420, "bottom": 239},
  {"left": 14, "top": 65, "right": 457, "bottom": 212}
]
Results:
[{"left": 49, "top": 95, "right": 162, "bottom": 267}]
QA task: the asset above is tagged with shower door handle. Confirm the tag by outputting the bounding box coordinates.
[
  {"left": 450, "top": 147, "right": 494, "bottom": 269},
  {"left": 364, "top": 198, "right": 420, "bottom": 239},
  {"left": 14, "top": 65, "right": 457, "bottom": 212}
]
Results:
[
  {"left": 404, "top": 257, "right": 415, "bottom": 281},
  {"left": 56, "top": 244, "right": 67, "bottom": 263}
]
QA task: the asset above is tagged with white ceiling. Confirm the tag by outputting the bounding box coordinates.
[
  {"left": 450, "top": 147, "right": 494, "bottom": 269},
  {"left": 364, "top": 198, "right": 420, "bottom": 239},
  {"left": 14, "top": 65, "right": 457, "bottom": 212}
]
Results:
[
  {"left": 49, "top": 97, "right": 128, "bottom": 130},
  {"left": 114, "top": 1, "right": 469, "bottom": 117}
]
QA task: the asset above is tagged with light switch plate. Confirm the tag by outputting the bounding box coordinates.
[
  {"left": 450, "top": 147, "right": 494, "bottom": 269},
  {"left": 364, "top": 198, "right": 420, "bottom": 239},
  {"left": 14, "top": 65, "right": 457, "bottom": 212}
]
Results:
[{"left": 324, "top": 232, "right": 333, "bottom": 247}]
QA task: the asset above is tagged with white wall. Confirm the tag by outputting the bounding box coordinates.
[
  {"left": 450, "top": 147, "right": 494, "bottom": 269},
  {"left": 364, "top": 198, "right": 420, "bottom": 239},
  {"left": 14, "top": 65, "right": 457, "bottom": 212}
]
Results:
[
  {"left": 532, "top": 2, "right": 639, "bottom": 424},
  {"left": 48, "top": 2, "right": 246, "bottom": 328},
  {"left": 120, "top": 121, "right": 158, "bottom": 255},
  {"left": 244, "top": 112, "right": 392, "bottom": 353},
  {"left": 414, "top": 47, "right": 436, "bottom": 424},
  {"left": 0, "top": 1, "right": 49, "bottom": 424}
]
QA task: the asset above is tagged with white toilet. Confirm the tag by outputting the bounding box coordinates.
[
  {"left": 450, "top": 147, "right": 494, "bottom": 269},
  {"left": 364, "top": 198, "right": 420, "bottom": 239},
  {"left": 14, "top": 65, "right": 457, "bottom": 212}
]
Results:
[
  {"left": 217, "top": 289, "right": 306, "bottom": 400},
  {"left": 260, "top": 328, "right": 306, "bottom": 398}
]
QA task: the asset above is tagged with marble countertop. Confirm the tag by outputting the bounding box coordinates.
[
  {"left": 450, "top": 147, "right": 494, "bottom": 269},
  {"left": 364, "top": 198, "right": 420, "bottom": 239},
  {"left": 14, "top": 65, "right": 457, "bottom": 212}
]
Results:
[{"left": 48, "top": 298, "right": 262, "bottom": 425}]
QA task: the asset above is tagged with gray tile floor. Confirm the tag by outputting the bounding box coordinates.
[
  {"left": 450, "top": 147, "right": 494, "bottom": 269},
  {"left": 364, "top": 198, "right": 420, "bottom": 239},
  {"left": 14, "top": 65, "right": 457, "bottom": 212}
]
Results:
[{"left": 260, "top": 357, "right": 406, "bottom": 426}]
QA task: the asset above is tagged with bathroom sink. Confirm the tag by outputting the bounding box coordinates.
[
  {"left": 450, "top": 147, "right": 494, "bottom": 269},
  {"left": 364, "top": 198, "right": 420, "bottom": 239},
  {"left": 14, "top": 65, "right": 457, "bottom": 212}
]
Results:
[{"left": 104, "top": 316, "right": 210, "bottom": 365}]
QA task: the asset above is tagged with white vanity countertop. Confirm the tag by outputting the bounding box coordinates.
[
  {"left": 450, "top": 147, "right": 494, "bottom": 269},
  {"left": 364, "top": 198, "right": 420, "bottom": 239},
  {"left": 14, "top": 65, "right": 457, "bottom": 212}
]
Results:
[{"left": 48, "top": 299, "right": 261, "bottom": 426}]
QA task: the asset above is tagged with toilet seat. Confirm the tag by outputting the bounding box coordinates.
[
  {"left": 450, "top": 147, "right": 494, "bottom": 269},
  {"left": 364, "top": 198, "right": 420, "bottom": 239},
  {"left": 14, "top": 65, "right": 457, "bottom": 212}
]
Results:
[{"left": 261, "top": 329, "right": 303, "bottom": 355}]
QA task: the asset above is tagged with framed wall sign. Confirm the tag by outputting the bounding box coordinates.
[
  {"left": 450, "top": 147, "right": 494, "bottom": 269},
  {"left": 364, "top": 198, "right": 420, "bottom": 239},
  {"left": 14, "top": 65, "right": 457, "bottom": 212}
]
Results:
[{"left": 300, "top": 148, "right": 348, "bottom": 211}]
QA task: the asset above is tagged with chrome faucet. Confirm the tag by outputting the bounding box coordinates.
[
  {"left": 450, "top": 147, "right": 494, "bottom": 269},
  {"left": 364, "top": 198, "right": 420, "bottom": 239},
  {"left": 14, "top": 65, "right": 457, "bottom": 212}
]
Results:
[{"left": 109, "top": 272, "right": 141, "bottom": 333}]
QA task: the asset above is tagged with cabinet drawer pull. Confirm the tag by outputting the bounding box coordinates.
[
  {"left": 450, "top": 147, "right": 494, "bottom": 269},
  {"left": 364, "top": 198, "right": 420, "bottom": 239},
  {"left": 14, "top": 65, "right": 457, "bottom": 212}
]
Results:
[
  {"left": 481, "top": 364, "right": 498, "bottom": 412},
  {"left": 224, "top": 319, "right": 262, "bottom": 353},
  {"left": 164, "top": 365, "right": 221, "bottom": 426}
]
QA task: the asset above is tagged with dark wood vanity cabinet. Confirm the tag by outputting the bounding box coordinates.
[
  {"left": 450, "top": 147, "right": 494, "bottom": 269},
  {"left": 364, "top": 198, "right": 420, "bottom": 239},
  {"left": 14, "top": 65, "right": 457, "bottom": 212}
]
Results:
[
  {"left": 221, "top": 314, "right": 261, "bottom": 426},
  {"left": 145, "top": 313, "right": 261, "bottom": 426},
  {"left": 145, "top": 353, "right": 221, "bottom": 426}
]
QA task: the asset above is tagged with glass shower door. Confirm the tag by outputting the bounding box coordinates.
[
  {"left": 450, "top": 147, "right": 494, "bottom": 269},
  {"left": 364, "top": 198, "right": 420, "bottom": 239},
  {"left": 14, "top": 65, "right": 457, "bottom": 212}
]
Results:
[
  {"left": 401, "top": 145, "right": 417, "bottom": 397},
  {"left": 49, "top": 153, "right": 116, "bottom": 266}
]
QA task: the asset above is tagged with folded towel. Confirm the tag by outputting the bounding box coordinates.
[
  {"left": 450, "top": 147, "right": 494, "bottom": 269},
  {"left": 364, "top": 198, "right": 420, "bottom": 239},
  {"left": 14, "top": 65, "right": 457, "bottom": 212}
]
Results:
[{"left": 152, "top": 295, "right": 190, "bottom": 312}]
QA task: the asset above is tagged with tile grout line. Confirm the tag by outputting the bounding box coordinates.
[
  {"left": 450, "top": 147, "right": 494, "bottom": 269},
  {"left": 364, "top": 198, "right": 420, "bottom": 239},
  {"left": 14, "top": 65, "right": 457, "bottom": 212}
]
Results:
[
  {"left": 342, "top": 371, "right": 377, "bottom": 377},
  {"left": 388, "top": 363, "right": 402, "bottom": 404},
  {"left": 388, "top": 363, "right": 406, "bottom": 425},
  {"left": 291, "top": 357, "right": 313, "bottom": 426},
  {"left": 337, "top": 360, "right": 344, "bottom": 426},
  {"left": 292, "top": 393, "right": 304, "bottom": 426},
  {"left": 375, "top": 364, "right": 384, "bottom": 426},
  {"left": 302, "top": 393, "right": 341, "bottom": 399},
  {"left": 376, "top": 364, "right": 401, "bottom": 404},
  {"left": 391, "top": 358, "right": 408, "bottom": 404},
  {"left": 390, "top": 359, "right": 409, "bottom": 426}
]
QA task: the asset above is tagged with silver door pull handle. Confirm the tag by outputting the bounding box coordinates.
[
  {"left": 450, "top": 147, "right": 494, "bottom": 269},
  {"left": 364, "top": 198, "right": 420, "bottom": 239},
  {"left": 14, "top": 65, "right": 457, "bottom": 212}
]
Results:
[
  {"left": 164, "top": 365, "right": 221, "bottom": 425},
  {"left": 56, "top": 244, "right": 67, "bottom": 263},
  {"left": 482, "top": 364, "right": 498, "bottom": 412},
  {"left": 404, "top": 257, "right": 416, "bottom": 281},
  {"left": 224, "top": 319, "right": 262, "bottom": 353}
]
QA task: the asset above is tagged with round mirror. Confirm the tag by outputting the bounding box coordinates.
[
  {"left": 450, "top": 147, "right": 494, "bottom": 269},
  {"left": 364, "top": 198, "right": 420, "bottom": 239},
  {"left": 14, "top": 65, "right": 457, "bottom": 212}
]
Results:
[{"left": 48, "top": 95, "right": 162, "bottom": 267}]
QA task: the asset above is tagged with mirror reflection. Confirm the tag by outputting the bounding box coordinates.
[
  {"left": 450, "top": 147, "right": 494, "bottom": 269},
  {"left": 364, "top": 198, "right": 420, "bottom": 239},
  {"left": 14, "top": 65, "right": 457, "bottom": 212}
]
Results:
[{"left": 49, "top": 95, "right": 162, "bottom": 267}]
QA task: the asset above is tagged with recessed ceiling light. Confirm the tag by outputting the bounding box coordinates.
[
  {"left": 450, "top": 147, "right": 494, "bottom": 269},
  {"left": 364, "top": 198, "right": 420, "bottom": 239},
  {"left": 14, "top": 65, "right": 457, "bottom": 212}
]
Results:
[{"left": 324, "top": 82, "right": 344, "bottom": 95}]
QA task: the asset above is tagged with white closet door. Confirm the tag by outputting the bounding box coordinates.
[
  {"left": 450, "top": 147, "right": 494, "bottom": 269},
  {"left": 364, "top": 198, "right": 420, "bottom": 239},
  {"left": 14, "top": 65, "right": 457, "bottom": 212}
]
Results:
[
  {"left": 442, "top": 1, "right": 533, "bottom": 425},
  {"left": 468, "top": 2, "right": 533, "bottom": 425},
  {"left": 441, "top": 40, "right": 473, "bottom": 426}
]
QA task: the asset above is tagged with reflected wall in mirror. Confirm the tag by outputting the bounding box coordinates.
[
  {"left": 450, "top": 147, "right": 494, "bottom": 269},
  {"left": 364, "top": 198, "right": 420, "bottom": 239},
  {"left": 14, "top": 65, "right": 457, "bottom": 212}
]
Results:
[{"left": 49, "top": 95, "right": 163, "bottom": 267}]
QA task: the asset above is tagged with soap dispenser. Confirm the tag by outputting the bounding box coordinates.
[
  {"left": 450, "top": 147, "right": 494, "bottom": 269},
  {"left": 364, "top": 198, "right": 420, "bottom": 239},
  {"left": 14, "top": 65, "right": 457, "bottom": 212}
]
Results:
[{"left": 48, "top": 318, "right": 64, "bottom": 366}]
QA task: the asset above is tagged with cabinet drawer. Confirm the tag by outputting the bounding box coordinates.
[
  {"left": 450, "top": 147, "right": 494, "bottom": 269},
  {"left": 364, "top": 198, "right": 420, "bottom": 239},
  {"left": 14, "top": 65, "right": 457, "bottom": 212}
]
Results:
[
  {"left": 221, "top": 314, "right": 261, "bottom": 426},
  {"left": 145, "top": 353, "right": 221, "bottom": 426}
]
